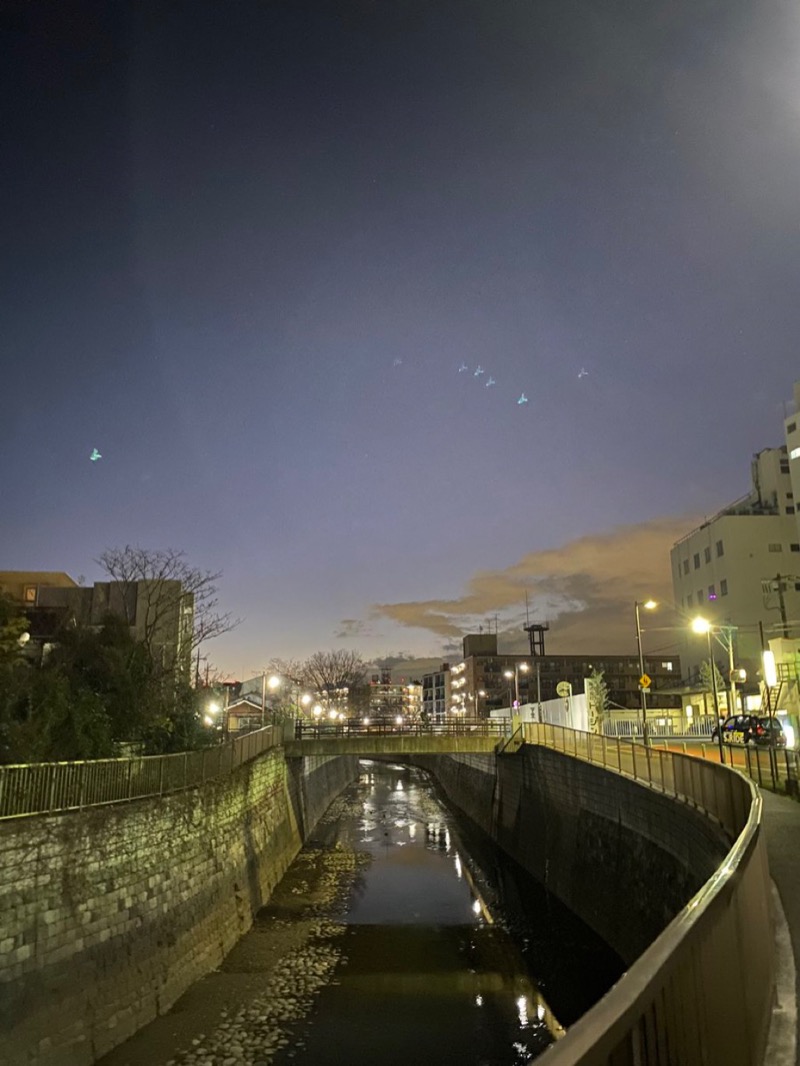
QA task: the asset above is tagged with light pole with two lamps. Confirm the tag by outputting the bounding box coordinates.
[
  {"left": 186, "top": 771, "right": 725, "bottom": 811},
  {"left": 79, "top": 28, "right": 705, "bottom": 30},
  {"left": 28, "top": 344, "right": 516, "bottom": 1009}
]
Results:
[
  {"left": 471, "top": 689, "right": 486, "bottom": 718},
  {"left": 504, "top": 662, "right": 530, "bottom": 712},
  {"left": 634, "top": 600, "right": 657, "bottom": 746},
  {"left": 691, "top": 617, "right": 725, "bottom": 764}
]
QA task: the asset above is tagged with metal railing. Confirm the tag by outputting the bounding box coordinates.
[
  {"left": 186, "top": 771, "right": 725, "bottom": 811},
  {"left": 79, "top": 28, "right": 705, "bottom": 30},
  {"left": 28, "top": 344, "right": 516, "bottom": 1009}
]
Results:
[
  {"left": 520, "top": 722, "right": 772, "bottom": 1066},
  {"left": 0, "top": 724, "right": 285, "bottom": 820},
  {"left": 293, "top": 717, "right": 508, "bottom": 740}
]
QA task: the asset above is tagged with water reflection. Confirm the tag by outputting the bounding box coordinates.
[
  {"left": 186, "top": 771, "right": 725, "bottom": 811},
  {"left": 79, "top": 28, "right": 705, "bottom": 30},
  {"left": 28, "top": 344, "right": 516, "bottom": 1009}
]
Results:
[{"left": 271, "top": 760, "right": 580, "bottom": 1064}]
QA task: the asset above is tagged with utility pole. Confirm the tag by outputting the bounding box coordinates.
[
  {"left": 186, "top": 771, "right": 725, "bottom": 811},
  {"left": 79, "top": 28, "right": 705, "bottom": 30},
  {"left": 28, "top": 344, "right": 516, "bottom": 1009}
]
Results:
[
  {"left": 759, "top": 621, "right": 773, "bottom": 718},
  {"left": 536, "top": 660, "right": 542, "bottom": 723},
  {"left": 776, "top": 574, "right": 789, "bottom": 638}
]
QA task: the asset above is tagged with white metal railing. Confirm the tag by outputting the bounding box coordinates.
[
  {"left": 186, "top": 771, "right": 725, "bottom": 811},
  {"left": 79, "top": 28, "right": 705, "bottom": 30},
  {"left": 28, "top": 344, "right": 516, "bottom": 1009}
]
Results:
[{"left": 0, "top": 724, "right": 285, "bottom": 820}]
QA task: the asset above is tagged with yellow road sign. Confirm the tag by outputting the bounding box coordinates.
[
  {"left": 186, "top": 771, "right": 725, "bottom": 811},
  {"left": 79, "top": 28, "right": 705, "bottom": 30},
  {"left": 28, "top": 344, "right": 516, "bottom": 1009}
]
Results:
[{"left": 640, "top": 674, "right": 652, "bottom": 689}]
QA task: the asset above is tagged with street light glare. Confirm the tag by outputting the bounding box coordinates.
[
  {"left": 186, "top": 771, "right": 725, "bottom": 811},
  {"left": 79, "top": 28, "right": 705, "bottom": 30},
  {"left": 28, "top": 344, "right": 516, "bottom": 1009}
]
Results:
[
  {"left": 691, "top": 617, "right": 711, "bottom": 634},
  {"left": 267, "top": 675, "right": 281, "bottom": 690},
  {"left": 643, "top": 599, "right": 657, "bottom": 610},
  {"left": 519, "top": 662, "right": 530, "bottom": 672}
]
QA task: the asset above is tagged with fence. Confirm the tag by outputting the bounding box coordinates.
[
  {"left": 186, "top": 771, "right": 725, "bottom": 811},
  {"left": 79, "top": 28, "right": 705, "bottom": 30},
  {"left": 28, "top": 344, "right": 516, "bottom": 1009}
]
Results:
[
  {"left": 520, "top": 721, "right": 772, "bottom": 1066},
  {"left": 0, "top": 724, "right": 286, "bottom": 821},
  {"left": 293, "top": 717, "right": 508, "bottom": 740},
  {"left": 602, "top": 715, "right": 717, "bottom": 739}
]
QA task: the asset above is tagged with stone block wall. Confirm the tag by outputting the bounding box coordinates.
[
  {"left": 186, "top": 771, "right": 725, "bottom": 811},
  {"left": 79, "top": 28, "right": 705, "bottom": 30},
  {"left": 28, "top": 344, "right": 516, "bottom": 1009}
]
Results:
[{"left": 0, "top": 750, "right": 357, "bottom": 1066}]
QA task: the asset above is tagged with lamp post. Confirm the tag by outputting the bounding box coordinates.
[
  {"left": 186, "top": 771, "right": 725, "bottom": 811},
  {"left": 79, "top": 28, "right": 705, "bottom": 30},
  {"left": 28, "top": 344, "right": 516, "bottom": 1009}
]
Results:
[
  {"left": 472, "top": 689, "right": 486, "bottom": 718},
  {"left": 505, "top": 662, "right": 530, "bottom": 712},
  {"left": 692, "top": 617, "right": 724, "bottom": 764},
  {"left": 634, "top": 600, "right": 657, "bottom": 746}
]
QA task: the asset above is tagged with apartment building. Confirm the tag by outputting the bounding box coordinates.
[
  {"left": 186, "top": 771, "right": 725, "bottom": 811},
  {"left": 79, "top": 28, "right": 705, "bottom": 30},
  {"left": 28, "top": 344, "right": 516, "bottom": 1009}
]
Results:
[
  {"left": 450, "top": 634, "right": 681, "bottom": 716},
  {"left": 670, "top": 447, "right": 800, "bottom": 681}
]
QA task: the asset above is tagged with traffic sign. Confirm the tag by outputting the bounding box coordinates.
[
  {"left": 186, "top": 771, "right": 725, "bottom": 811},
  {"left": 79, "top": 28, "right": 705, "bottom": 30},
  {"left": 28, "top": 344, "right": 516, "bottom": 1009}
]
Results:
[
  {"left": 556, "top": 681, "right": 572, "bottom": 698},
  {"left": 639, "top": 674, "right": 652, "bottom": 689}
]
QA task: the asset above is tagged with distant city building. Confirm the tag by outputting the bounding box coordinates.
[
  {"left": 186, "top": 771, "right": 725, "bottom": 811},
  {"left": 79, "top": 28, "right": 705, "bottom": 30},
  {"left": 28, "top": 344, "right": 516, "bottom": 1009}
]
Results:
[
  {"left": 451, "top": 634, "right": 680, "bottom": 716},
  {"left": 421, "top": 663, "right": 452, "bottom": 721},
  {"left": 366, "top": 672, "right": 422, "bottom": 721},
  {"left": 670, "top": 445, "right": 800, "bottom": 682}
]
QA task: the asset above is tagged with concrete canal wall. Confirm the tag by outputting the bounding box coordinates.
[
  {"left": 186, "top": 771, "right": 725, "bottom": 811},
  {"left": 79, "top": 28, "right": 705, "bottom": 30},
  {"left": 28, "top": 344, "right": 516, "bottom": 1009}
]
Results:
[
  {"left": 414, "top": 747, "right": 733, "bottom": 965},
  {"left": 0, "top": 750, "right": 358, "bottom": 1066}
]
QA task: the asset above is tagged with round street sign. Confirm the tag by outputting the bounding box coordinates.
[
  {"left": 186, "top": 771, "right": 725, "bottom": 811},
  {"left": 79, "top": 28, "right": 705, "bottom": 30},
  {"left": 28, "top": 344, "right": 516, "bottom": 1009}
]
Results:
[{"left": 556, "top": 681, "right": 572, "bottom": 698}]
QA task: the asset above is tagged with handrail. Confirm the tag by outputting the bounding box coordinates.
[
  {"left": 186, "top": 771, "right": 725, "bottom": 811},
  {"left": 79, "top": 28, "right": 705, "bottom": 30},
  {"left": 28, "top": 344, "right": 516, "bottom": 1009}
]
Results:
[
  {"left": 520, "top": 722, "right": 772, "bottom": 1065},
  {"left": 0, "top": 724, "right": 285, "bottom": 820}
]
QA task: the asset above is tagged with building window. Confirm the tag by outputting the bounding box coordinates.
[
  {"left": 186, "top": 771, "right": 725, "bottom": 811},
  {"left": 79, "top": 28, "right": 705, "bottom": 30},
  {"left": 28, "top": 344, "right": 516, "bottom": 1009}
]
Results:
[
  {"left": 788, "top": 421, "right": 797, "bottom": 433},
  {"left": 788, "top": 506, "right": 796, "bottom": 515},
  {"left": 661, "top": 661, "right": 674, "bottom": 671},
  {"left": 769, "top": 543, "right": 783, "bottom": 552},
  {"left": 682, "top": 559, "right": 689, "bottom": 575},
  {"left": 720, "top": 579, "right": 728, "bottom": 596},
  {"left": 686, "top": 593, "right": 693, "bottom": 607},
  {"left": 715, "top": 540, "right": 724, "bottom": 557},
  {"left": 23, "top": 585, "right": 37, "bottom": 603},
  {"left": 782, "top": 461, "right": 791, "bottom": 473},
  {"left": 708, "top": 584, "right": 716, "bottom": 600},
  {"left": 693, "top": 553, "right": 700, "bottom": 569},
  {"left": 697, "top": 590, "right": 703, "bottom": 604},
  {"left": 704, "top": 546, "right": 711, "bottom": 564},
  {"left": 788, "top": 493, "right": 795, "bottom": 500},
  {"left": 792, "top": 545, "right": 800, "bottom": 553},
  {"left": 791, "top": 447, "right": 800, "bottom": 460}
]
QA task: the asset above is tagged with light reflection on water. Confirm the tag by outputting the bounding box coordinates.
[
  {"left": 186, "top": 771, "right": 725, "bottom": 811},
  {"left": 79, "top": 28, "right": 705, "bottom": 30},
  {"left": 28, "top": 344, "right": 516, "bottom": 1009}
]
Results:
[{"left": 274, "top": 760, "right": 569, "bottom": 1065}]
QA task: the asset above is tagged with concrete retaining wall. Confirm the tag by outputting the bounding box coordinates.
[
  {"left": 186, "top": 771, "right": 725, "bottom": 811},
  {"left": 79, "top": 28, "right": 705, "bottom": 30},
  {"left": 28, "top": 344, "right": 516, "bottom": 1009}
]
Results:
[
  {"left": 0, "top": 749, "right": 358, "bottom": 1066},
  {"left": 414, "top": 747, "right": 732, "bottom": 965}
]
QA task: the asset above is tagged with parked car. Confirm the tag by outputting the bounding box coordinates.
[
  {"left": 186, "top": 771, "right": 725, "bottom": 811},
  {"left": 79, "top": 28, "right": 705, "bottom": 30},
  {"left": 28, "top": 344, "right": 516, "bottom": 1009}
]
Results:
[
  {"left": 711, "top": 714, "right": 787, "bottom": 747},
  {"left": 756, "top": 716, "right": 787, "bottom": 747},
  {"left": 712, "top": 714, "right": 752, "bottom": 745}
]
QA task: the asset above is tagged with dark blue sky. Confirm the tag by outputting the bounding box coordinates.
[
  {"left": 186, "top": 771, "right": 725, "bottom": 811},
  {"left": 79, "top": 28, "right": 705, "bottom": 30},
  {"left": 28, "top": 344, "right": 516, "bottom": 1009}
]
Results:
[{"left": 2, "top": 1, "right": 799, "bottom": 675}]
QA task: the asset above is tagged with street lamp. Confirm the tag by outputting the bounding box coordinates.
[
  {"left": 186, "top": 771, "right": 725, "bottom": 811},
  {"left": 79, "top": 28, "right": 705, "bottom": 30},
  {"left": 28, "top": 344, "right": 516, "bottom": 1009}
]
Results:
[
  {"left": 692, "top": 617, "right": 725, "bottom": 764},
  {"left": 634, "top": 600, "right": 657, "bottom": 746},
  {"left": 472, "top": 689, "right": 486, "bottom": 717},
  {"left": 504, "top": 663, "right": 530, "bottom": 710}
]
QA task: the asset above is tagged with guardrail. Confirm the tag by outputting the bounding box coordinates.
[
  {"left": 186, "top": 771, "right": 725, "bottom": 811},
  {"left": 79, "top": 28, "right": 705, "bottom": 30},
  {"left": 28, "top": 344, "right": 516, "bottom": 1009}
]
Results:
[
  {"left": 293, "top": 717, "right": 508, "bottom": 740},
  {"left": 521, "top": 722, "right": 772, "bottom": 1066},
  {"left": 0, "top": 724, "right": 285, "bottom": 821}
]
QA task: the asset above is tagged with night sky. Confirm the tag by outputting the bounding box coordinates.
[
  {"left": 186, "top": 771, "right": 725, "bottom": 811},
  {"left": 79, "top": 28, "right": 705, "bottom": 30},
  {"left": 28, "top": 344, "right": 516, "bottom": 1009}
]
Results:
[{"left": 3, "top": 1, "right": 799, "bottom": 677}]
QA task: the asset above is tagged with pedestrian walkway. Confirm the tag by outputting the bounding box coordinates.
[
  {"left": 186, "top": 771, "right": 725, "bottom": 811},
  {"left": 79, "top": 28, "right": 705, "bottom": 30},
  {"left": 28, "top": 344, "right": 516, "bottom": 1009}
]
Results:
[{"left": 760, "top": 789, "right": 800, "bottom": 1065}]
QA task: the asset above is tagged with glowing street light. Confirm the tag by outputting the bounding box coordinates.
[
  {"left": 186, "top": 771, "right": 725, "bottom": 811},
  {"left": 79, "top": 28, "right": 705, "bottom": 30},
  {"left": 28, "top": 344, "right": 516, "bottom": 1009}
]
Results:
[
  {"left": 504, "top": 662, "right": 530, "bottom": 710},
  {"left": 634, "top": 600, "right": 657, "bottom": 746},
  {"left": 692, "top": 616, "right": 725, "bottom": 764}
]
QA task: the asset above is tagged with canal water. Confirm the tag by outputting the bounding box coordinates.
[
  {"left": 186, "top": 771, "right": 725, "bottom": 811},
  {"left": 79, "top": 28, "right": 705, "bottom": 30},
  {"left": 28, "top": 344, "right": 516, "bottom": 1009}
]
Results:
[{"left": 101, "top": 759, "right": 623, "bottom": 1066}]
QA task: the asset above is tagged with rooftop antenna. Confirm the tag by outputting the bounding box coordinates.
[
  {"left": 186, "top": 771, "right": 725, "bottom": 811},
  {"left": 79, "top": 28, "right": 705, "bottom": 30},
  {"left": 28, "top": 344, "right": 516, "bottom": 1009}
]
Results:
[{"left": 525, "top": 591, "right": 530, "bottom": 626}]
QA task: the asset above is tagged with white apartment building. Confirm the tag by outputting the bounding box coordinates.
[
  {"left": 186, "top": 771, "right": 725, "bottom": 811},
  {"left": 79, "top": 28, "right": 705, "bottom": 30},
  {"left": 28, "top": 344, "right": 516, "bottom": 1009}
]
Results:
[{"left": 671, "top": 446, "right": 800, "bottom": 682}]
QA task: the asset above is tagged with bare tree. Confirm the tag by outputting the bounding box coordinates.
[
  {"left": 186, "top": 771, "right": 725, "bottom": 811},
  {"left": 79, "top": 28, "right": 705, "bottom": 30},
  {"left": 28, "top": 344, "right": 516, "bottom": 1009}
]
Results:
[
  {"left": 96, "top": 546, "right": 239, "bottom": 668},
  {"left": 263, "top": 657, "right": 306, "bottom": 684},
  {"left": 302, "top": 650, "right": 366, "bottom": 693}
]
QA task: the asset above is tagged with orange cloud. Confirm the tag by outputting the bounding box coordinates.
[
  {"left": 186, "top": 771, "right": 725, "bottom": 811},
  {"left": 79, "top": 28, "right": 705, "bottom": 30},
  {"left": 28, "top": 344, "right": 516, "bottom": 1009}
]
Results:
[{"left": 372, "top": 516, "right": 698, "bottom": 653}]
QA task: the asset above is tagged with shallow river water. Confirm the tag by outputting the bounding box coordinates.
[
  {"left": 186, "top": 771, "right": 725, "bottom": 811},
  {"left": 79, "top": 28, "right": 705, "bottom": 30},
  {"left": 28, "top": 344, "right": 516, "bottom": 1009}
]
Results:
[{"left": 101, "top": 759, "right": 622, "bottom": 1066}]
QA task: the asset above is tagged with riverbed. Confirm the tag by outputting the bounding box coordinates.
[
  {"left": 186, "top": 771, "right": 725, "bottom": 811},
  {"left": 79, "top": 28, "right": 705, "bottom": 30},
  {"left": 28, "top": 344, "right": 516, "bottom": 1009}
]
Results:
[{"left": 100, "top": 759, "right": 622, "bottom": 1066}]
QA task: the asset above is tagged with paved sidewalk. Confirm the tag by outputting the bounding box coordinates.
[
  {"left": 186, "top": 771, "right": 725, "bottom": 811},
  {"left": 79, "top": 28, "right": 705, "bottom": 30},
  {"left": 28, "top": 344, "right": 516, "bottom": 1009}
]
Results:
[{"left": 760, "top": 790, "right": 800, "bottom": 1065}]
